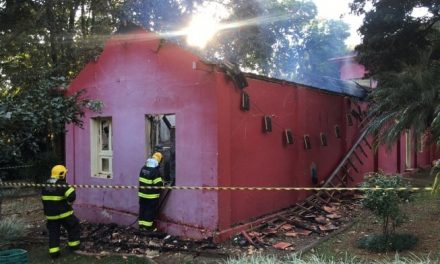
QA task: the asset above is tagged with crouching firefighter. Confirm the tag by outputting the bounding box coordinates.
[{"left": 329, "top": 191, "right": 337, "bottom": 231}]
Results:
[
  {"left": 41, "top": 165, "right": 80, "bottom": 259},
  {"left": 138, "top": 152, "right": 163, "bottom": 231}
]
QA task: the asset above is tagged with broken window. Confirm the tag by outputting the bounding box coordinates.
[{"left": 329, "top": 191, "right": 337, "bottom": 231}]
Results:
[
  {"left": 146, "top": 114, "right": 176, "bottom": 185},
  {"left": 91, "top": 117, "right": 113, "bottom": 179}
]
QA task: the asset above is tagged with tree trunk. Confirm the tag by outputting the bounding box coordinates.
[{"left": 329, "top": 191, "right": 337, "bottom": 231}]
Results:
[
  {"left": 45, "top": 0, "right": 58, "bottom": 68},
  {"left": 0, "top": 179, "right": 3, "bottom": 221}
]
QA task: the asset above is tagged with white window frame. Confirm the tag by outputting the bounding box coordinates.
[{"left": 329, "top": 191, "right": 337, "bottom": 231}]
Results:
[{"left": 91, "top": 117, "right": 113, "bottom": 179}]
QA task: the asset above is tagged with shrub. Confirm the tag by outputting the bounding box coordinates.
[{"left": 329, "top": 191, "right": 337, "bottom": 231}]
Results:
[
  {"left": 361, "top": 173, "right": 413, "bottom": 237},
  {"left": 357, "top": 233, "right": 418, "bottom": 252}
]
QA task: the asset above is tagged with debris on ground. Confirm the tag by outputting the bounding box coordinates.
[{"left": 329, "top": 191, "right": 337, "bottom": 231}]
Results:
[
  {"left": 227, "top": 191, "right": 363, "bottom": 254},
  {"left": 7, "top": 190, "right": 363, "bottom": 262}
]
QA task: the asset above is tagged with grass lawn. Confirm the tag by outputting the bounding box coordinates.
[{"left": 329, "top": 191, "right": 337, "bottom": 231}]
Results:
[{"left": 26, "top": 245, "right": 151, "bottom": 264}]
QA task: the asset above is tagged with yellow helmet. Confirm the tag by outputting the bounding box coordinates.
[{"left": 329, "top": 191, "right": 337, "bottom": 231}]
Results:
[
  {"left": 51, "top": 165, "right": 68, "bottom": 179},
  {"left": 152, "top": 152, "right": 163, "bottom": 163}
]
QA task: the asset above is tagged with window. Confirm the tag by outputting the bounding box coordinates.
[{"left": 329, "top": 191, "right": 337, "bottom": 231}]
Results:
[
  {"left": 146, "top": 114, "right": 176, "bottom": 185},
  {"left": 284, "top": 129, "right": 293, "bottom": 145},
  {"left": 320, "top": 133, "right": 328, "bottom": 146},
  {"left": 304, "top": 135, "right": 311, "bottom": 150},
  {"left": 91, "top": 117, "right": 113, "bottom": 178},
  {"left": 417, "top": 134, "right": 424, "bottom": 153},
  {"left": 263, "top": 116, "right": 272, "bottom": 133},
  {"left": 240, "top": 92, "right": 250, "bottom": 111}
]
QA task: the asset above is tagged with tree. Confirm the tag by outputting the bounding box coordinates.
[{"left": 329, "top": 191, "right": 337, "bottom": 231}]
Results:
[
  {"left": 0, "top": 0, "right": 115, "bottom": 166},
  {"left": 0, "top": 0, "right": 351, "bottom": 166},
  {"left": 207, "top": 0, "right": 350, "bottom": 81},
  {"left": 350, "top": 0, "right": 440, "bottom": 145}
]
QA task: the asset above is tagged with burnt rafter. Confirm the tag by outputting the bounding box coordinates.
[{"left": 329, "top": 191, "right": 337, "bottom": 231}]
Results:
[
  {"left": 220, "top": 60, "right": 248, "bottom": 89},
  {"left": 357, "top": 144, "right": 368, "bottom": 157},
  {"left": 322, "top": 129, "right": 369, "bottom": 188}
]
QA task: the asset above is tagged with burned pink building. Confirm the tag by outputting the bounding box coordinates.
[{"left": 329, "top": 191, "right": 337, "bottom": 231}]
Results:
[{"left": 65, "top": 28, "right": 435, "bottom": 241}]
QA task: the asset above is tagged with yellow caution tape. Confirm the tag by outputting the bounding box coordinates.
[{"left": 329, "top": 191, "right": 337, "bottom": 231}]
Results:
[
  {"left": 0, "top": 181, "right": 433, "bottom": 192},
  {"left": 0, "top": 164, "right": 35, "bottom": 170}
]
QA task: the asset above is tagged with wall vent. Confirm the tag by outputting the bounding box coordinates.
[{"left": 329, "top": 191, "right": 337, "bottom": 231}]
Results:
[
  {"left": 241, "top": 92, "right": 250, "bottom": 111},
  {"left": 263, "top": 116, "right": 272, "bottom": 132},
  {"left": 304, "top": 135, "right": 311, "bottom": 150},
  {"left": 284, "top": 129, "right": 294, "bottom": 145}
]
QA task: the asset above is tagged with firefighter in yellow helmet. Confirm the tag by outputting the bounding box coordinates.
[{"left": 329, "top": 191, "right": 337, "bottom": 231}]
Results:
[
  {"left": 138, "top": 152, "right": 164, "bottom": 231},
  {"left": 41, "top": 165, "right": 80, "bottom": 259}
]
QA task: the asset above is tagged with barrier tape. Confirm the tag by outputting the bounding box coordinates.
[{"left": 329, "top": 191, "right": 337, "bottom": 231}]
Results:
[
  {"left": 0, "top": 181, "right": 434, "bottom": 192},
  {"left": 0, "top": 164, "right": 35, "bottom": 170}
]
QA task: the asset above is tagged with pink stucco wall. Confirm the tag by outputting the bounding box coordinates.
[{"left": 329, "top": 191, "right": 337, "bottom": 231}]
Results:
[
  {"left": 215, "top": 75, "right": 372, "bottom": 227},
  {"left": 66, "top": 30, "right": 221, "bottom": 238}
]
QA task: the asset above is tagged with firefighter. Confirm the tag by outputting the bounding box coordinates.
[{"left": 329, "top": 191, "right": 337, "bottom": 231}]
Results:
[
  {"left": 41, "top": 165, "right": 80, "bottom": 259},
  {"left": 138, "top": 152, "right": 163, "bottom": 231}
]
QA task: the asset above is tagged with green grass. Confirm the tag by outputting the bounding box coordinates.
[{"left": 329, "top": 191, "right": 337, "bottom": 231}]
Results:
[
  {"left": 26, "top": 245, "right": 151, "bottom": 264},
  {"left": 357, "top": 233, "right": 418, "bottom": 252},
  {"left": 0, "top": 216, "right": 26, "bottom": 242},
  {"left": 224, "top": 253, "right": 439, "bottom": 264}
]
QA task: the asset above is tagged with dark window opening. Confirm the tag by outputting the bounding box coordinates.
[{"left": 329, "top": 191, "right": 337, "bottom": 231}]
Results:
[
  {"left": 320, "top": 133, "right": 327, "bottom": 146},
  {"left": 263, "top": 116, "right": 272, "bottom": 133},
  {"left": 335, "top": 125, "right": 341, "bottom": 138},
  {"left": 146, "top": 114, "right": 176, "bottom": 186},
  {"left": 241, "top": 92, "right": 250, "bottom": 111},
  {"left": 304, "top": 135, "right": 311, "bottom": 150},
  {"left": 284, "top": 129, "right": 293, "bottom": 145}
]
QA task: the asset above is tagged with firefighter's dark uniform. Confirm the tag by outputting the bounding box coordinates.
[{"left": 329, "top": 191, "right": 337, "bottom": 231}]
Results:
[
  {"left": 41, "top": 178, "right": 80, "bottom": 258},
  {"left": 138, "top": 159, "right": 163, "bottom": 230}
]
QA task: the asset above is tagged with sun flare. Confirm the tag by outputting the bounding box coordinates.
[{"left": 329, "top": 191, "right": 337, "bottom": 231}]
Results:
[{"left": 185, "top": 13, "right": 220, "bottom": 48}]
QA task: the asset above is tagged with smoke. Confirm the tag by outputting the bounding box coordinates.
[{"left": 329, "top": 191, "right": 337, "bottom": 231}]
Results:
[{"left": 122, "top": 0, "right": 351, "bottom": 87}]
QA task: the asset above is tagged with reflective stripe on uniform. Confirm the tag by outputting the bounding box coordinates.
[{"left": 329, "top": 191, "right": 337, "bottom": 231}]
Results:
[
  {"left": 49, "top": 247, "right": 60, "bottom": 253},
  {"left": 138, "top": 193, "right": 160, "bottom": 199},
  {"left": 139, "top": 220, "right": 153, "bottom": 227},
  {"left": 65, "top": 187, "right": 75, "bottom": 197},
  {"left": 42, "top": 195, "right": 65, "bottom": 201},
  {"left": 68, "top": 240, "right": 80, "bottom": 247},
  {"left": 139, "top": 177, "right": 162, "bottom": 185},
  {"left": 139, "top": 177, "right": 153, "bottom": 184},
  {"left": 46, "top": 210, "right": 73, "bottom": 220},
  {"left": 153, "top": 177, "right": 163, "bottom": 184}
]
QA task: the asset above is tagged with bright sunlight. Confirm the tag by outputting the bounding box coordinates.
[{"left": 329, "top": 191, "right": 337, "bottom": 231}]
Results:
[{"left": 185, "top": 12, "right": 220, "bottom": 48}]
